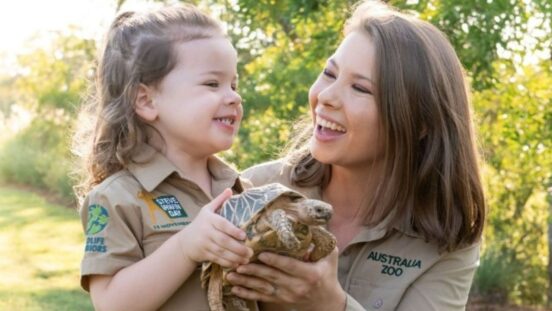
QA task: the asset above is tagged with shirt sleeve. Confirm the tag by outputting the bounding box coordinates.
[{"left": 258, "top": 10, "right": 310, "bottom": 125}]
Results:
[
  {"left": 79, "top": 180, "right": 145, "bottom": 291},
  {"left": 242, "top": 159, "right": 287, "bottom": 186},
  {"left": 396, "top": 243, "right": 480, "bottom": 311}
]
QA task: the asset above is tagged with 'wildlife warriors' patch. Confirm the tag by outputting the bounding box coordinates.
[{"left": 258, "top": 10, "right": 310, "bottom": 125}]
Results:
[{"left": 86, "top": 204, "right": 109, "bottom": 236}]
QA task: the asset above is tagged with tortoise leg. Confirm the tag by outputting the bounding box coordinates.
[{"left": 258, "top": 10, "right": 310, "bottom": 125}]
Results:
[
  {"left": 308, "top": 226, "right": 337, "bottom": 261},
  {"left": 268, "top": 209, "right": 300, "bottom": 250},
  {"left": 207, "top": 263, "right": 226, "bottom": 311},
  {"left": 225, "top": 295, "right": 250, "bottom": 311}
]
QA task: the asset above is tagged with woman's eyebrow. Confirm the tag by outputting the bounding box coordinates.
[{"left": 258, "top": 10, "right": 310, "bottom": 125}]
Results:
[
  {"left": 352, "top": 72, "right": 374, "bottom": 84},
  {"left": 329, "top": 58, "right": 373, "bottom": 83},
  {"left": 328, "top": 58, "right": 339, "bottom": 69}
]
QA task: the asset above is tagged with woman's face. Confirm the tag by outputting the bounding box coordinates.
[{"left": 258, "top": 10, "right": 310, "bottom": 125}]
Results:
[{"left": 309, "top": 31, "right": 384, "bottom": 168}]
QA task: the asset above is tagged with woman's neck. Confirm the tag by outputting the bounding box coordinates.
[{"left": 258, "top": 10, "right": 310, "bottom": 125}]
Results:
[{"left": 323, "top": 161, "right": 384, "bottom": 223}]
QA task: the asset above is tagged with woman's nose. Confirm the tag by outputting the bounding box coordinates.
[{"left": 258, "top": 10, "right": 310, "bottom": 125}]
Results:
[{"left": 317, "top": 83, "right": 341, "bottom": 109}]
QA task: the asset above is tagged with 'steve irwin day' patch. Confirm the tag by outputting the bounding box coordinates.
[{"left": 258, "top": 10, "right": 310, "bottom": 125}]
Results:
[
  {"left": 153, "top": 195, "right": 188, "bottom": 219},
  {"left": 85, "top": 204, "right": 109, "bottom": 253}
]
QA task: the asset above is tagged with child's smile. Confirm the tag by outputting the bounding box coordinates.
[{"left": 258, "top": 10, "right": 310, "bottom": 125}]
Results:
[{"left": 213, "top": 115, "right": 239, "bottom": 133}]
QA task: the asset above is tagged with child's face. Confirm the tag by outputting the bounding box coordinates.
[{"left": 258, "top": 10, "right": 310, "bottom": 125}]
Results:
[
  {"left": 150, "top": 37, "right": 242, "bottom": 157},
  {"left": 308, "top": 31, "right": 383, "bottom": 168}
]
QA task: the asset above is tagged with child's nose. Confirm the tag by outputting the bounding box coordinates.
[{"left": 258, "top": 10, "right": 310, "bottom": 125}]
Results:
[{"left": 225, "top": 90, "right": 242, "bottom": 106}]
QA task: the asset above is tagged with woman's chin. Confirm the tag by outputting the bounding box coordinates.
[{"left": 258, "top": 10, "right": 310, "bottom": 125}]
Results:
[{"left": 309, "top": 142, "right": 336, "bottom": 165}]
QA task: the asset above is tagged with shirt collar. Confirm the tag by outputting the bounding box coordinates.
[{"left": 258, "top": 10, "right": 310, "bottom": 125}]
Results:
[
  {"left": 208, "top": 156, "right": 241, "bottom": 196},
  {"left": 350, "top": 209, "right": 422, "bottom": 244},
  {"left": 128, "top": 144, "right": 176, "bottom": 192},
  {"left": 127, "top": 144, "right": 241, "bottom": 194}
]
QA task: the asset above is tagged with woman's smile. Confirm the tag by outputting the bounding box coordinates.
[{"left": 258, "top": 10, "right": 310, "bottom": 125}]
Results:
[{"left": 314, "top": 115, "right": 347, "bottom": 142}]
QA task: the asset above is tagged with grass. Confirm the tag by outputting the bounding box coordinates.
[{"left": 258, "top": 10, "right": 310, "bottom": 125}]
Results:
[{"left": 0, "top": 185, "right": 93, "bottom": 310}]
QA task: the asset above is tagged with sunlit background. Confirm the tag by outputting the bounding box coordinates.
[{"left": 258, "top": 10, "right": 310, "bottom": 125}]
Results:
[
  {"left": 0, "top": 0, "right": 167, "bottom": 134},
  {"left": 0, "top": 0, "right": 165, "bottom": 70},
  {"left": 0, "top": 0, "right": 550, "bottom": 309}
]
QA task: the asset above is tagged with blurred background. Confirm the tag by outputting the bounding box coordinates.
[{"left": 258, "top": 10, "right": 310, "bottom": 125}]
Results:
[{"left": 0, "top": 0, "right": 550, "bottom": 310}]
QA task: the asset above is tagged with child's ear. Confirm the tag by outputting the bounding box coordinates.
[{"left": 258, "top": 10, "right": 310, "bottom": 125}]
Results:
[{"left": 134, "top": 83, "right": 158, "bottom": 122}]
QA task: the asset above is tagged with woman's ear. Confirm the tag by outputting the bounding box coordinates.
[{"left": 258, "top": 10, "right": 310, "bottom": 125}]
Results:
[{"left": 134, "top": 83, "right": 158, "bottom": 122}]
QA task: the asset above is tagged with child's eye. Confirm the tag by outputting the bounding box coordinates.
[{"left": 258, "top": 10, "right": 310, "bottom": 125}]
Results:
[
  {"left": 322, "top": 68, "right": 336, "bottom": 79},
  {"left": 352, "top": 84, "right": 372, "bottom": 94},
  {"left": 204, "top": 81, "right": 219, "bottom": 88},
  {"left": 231, "top": 84, "right": 238, "bottom": 91}
]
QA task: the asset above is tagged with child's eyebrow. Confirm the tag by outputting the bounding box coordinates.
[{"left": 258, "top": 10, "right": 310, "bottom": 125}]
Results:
[
  {"left": 201, "top": 70, "right": 238, "bottom": 78},
  {"left": 201, "top": 70, "right": 239, "bottom": 80}
]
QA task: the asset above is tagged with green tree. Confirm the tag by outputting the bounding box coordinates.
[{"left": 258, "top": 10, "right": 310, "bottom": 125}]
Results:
[
  {"left": 15, "top": 29, "right": 96, "bottom": 114},
  {"left": 0, "top": 30, "right": 96, "bottom": 203},
  {"left": 472, "top": 61, "right": 551, "bottom": 305}
]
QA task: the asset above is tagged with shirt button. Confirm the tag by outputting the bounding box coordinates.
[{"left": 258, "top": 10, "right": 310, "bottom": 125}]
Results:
[{"left": 372, "top": 298, "right": 384, "bottom": 309}]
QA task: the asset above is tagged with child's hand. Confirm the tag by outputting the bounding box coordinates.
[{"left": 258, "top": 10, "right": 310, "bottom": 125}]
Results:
[{"left": 179, "top": 188, "right": 253, "bottom": 268}]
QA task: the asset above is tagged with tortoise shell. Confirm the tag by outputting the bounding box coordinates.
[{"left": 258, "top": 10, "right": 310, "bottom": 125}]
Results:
[{"left": 219, "top": 183, "right": 302, "bottom": 228}]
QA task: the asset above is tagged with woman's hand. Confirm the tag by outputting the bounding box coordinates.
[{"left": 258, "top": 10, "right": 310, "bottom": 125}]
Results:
[
  {"left": 227, "top": 248, "right": 347, "bottom": 311},
  {"left": 178, "top": 189, "right": 253, "bottom": 268}
]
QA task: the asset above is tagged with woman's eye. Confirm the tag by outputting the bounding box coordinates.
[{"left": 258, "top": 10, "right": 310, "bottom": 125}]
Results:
[
  {"left": 322, "top": 68, "right": 336, "bottom": 79},
  {"left": 352, "top": 84, "right": 372, "bottom": 94}
]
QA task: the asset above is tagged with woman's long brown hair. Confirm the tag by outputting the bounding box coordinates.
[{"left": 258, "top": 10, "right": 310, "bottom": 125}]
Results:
[{"left": 288, "top": 1, "right": 485, "bottom": 252}]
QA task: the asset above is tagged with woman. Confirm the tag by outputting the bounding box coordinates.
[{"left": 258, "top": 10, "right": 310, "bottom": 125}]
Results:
[{"left": 227, "top": 1, "right": 486, "bottom": 310}]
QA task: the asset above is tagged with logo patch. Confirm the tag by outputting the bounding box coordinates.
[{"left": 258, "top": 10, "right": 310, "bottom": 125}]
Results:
[
  {"left": 367, "top": 251, "right": 422, "bottom": 277},
  {"left": 85, "top": 236, "right": 107, "bottom": 253},
  {"left": 86, "top": 204, "right": 109, "bottom": 235},
  {"left": 153, "top": 195, "right": 188, "bottom": 219}
]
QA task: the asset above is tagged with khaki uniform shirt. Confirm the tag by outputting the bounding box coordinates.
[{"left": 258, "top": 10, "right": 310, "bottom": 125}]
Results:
[
  {"left": 80, "top": 145, "right": 258, "bottom": 311},
  {"left": 243, "top": 160, "right": 480, "bottom": 311}
]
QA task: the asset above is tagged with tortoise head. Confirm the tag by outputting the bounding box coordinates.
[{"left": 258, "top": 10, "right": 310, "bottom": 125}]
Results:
[{"left": 295, "top": 199, "right": 333, "bottom": 225}]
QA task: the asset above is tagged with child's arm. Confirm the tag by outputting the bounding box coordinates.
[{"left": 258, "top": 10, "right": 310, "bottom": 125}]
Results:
[{"left": 88, "top": 189, "right": 253, "bottom": 311}]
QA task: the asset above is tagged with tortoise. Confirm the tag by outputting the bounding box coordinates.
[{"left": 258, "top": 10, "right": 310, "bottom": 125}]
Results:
[{"left": 200, "top": 183, "right": 337, "bottom": 311}]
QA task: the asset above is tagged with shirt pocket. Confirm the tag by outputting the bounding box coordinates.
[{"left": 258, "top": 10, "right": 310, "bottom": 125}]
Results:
[{"left": 349, "top": 278, "right": 407, "bottom": 311}]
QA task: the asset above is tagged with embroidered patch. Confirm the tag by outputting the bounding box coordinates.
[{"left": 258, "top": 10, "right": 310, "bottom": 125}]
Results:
[
  {"left": 86, "top": 204, "right": 109, "bottom": 235},
  {"left": 153, "top": 195, "right": 188, "bottom": 219},
  {"left": 367, "top": 251, "right": 422, "bottom": 277},
  {"left": 85, "top": 236, "right": 107, "bottom": 253}
]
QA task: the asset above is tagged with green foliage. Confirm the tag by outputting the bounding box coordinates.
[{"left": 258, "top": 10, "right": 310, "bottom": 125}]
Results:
[
  {"left": 0, "top": 76, "right": 18, "bottom": 117},
  {"left": 472, "top": 61, "right": 551, "bottom": 305},
  {"left": 0, "top": 30, "right": 94, "bottom": 203},
  {"left": 473, "top": 248, "right": 519, "bottom": 304},
  {"left": 15, "top": 30, "right": 95, "bottom": 114},
  {"left": 222, "top": 107, "right": 293, "bottom": 169},
  {"left": 393, "top": 0, "right": 551, "bottom": 89},
  {"left": 0, "top": 118, "right": 75, "bottom": 203}
]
